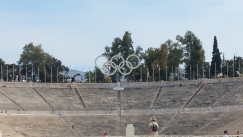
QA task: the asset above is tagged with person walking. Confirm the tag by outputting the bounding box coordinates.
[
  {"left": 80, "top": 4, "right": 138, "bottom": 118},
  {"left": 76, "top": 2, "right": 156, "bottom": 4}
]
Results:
[{"left": 148, "top": 116, "right": 159, "bottom": 136}]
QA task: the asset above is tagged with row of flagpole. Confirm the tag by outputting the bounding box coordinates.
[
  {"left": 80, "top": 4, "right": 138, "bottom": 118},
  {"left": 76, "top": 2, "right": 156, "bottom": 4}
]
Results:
[
  {"left": 0, "top": 65, "right": 67, "bottom": 83},
  {"left": 143, "top": 61, "right": 241, "bottom": 82},
  {"left": 0, "top": 61, "right": 241, "bottom": 83}
]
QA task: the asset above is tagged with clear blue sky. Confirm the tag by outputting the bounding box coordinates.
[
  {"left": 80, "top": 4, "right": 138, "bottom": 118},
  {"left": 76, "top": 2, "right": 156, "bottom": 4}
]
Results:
[{"left": 0, "top": 0, "right": 242, "bottom": 72}]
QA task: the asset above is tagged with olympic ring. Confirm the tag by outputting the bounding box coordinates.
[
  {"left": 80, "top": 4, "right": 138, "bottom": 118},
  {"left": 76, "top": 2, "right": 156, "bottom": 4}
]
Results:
[{"left": 95, "top": 53, "right": 140, "bottom": 76}]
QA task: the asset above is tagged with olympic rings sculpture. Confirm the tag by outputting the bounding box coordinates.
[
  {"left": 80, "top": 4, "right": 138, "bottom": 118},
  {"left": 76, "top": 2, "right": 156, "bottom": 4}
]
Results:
[{"left": 95, "top": 53, "right": 140, "bottom": 76}]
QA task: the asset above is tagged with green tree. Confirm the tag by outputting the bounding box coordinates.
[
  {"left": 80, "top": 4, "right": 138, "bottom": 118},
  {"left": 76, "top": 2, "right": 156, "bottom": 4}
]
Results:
[
  {"left": 85, "top": 70, "right": 94, "bottom": 83},
  {"left": 143, "top": 43, "right": 168, "bottom": 81},
  {"left": 165, "top": 40, "right": 183, "bottom": 67},
  {"left": 163, "top": 40, "right": 183, "bottom": 80},
  {"left": 85, "top": 67, "right": 105, "bottom": 83},
  {"left": 103, "top": 31, "right": 141, "bottom": 82},
  {"left": 143, "top": 39, "right": 184, "bottom": 81},
  {"left": 18, "top": 43, "right": 69, "bottom": 82},
  {"left": 210, "top": 36, "right": 222, "bottom": 77},
  {"left": 176, "top": 31, "right": 205, "bottom": 79},
  {"left": 143, "top": 47, "right": 160, "bottom": 81}
]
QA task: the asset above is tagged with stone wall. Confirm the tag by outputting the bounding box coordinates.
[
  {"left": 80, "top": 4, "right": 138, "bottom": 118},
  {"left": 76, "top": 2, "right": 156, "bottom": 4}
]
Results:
[
  {"left": 1, "top": 77, "right": 243, "bottom": 88},
  {"left": 1, "top": 79, "right": 243, "bottom": 136}
]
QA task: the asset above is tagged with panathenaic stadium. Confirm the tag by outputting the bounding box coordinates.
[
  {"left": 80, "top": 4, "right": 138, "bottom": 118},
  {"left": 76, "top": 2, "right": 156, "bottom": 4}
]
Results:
[{"left": 0, "top": 78, "right": 243, "bottom": 137}]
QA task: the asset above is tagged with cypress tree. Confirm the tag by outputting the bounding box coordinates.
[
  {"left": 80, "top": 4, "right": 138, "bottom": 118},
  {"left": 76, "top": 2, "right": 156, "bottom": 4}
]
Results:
[{"left": 210, "top": 36, "right": 222, "bottom": 77}]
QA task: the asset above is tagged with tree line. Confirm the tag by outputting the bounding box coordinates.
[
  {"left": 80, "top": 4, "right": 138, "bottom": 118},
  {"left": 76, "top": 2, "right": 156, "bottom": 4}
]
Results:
[{"left": 85, "top": 31, "right": 243, "bottom": 83}]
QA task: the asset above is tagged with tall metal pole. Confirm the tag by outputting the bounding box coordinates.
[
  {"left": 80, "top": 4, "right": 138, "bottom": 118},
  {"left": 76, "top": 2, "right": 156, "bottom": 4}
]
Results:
[
  {"left": 209, "top": 64, "right": 210, "bottom": 79},
  {"left": 95, "top": 67, "right": 96, "bottom": 83},
  {"left": 38, "top": 66, "right": 39, "bottom": 82},
  {"left": 177, "top": 66, "right": 179, "bottom": 81},
  {"left": 221, "top": 62, "right": 222, "bottom": 78},
  {"left": 57, "top": 67, "right": 58, "bottom": 83},
  {"left": 13, "top": 65, "right": 14, "bottom": 81},
  {"left": 7, "top": 65, "right": 8, "bottom": 82},
  {"left": 227, "top": 62, "right": 228, "bottom": 79},
  {"left": 215, "top": 62, "right": 216, "bottom": 79},
  {"left": 233, "top": 58, "right": 235, "bottom": 78},
  {"left": 153, "top": 65, "right": 154, "bottom": 82},
  {"left": 159, "top": 65, "right": 160, "bottom": 82},
  {"left": 190, "top": 64, "right": 191, "bottom": 80},
  {"left": 70, "top": 64, "right": 72, "bottom": 79},
  {"left": 239, "top": 61, "right": 240, "bottom": 77},
  {"left": 166, "top": 66, "right": 167, "bottom": 81},
  {"left": 141, "top": 65, "right": 142, "bottom": 82},
  {"left": 44, "top": 66, "right": 46, "bottom": 83},
  {"left": 51, "top": 67, "right": 52, "bottom": 83},
  {"left": 26, "top": 66, "right": 27, "bottom": 81},
  {"left": 20, "top": 65, "right": 21, "bottom": 82},
  {"left": 62, "top": 67, "right": 65, "bottom": 83},
  {"left": 202, "top": 64, "right": 204, "bottom": 79},
  {"left": 89, "top": 67, "right": 90, "bottom": 83},
  {"left": 32, "top": 64, "right": 33, "bottom": 82},
  {"left": 197, "top": 64, "right": 198, "bottom": 80},
  {"left": 147, "top": 67, "right": 148, "bottom": 82},
  {"left": 76, "top": 67, "right": 77, "bottom": 83},
  {"left": 172, "top": 66, "right": 173, "bottom": 81}
]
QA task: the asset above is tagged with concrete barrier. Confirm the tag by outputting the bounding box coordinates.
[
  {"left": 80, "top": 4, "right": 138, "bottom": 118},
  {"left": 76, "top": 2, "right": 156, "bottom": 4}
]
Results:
[{"left": 126, "top": 124, "right": 135, "bottom": 137}]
